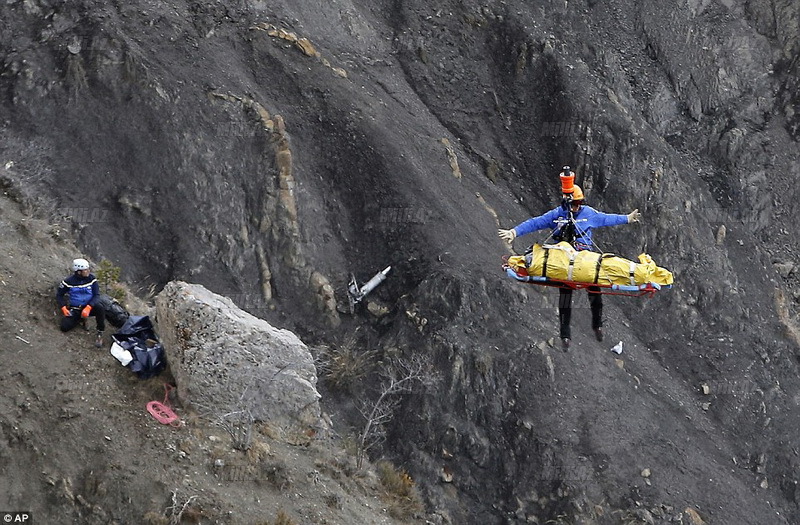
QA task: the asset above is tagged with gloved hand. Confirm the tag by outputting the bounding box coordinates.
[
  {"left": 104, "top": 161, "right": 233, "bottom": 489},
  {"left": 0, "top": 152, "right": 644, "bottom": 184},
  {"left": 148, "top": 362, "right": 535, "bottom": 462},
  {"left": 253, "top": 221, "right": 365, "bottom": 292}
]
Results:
[
  {"left": 498, "top": 228, "right": 517, "bottom": 243},
  {"left": 81, "top": 305, "right": 92, "bottom": 318},
  {"left": 61, "top": 306, "right": 71, "bottom": 317},
  {"left": 627, "top": 209, "right": 641, "bottom": 223}
]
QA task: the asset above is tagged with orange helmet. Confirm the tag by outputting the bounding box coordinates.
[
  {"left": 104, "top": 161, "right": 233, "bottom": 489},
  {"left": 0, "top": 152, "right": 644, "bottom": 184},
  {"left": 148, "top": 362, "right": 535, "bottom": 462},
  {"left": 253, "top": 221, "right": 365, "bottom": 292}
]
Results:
[{"left": 571, "top": 185, "right": 584, "bottom": 201}]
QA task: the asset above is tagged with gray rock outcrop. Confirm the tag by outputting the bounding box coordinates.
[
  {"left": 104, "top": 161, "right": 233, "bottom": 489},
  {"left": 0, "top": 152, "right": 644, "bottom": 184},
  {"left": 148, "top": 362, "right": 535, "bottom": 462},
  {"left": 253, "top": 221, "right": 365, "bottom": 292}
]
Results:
[{"left": 155, "top": 281, "right": 321, "bottom": 429}]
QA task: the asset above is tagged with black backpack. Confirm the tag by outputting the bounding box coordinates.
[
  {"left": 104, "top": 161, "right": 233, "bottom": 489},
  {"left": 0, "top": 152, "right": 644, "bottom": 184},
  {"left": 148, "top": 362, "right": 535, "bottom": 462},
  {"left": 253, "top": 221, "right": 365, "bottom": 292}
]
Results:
[
  {"left": 112, "top": 316, "right": 166, "bottom": 379},
  {"left": 95, "top": 294, "right": 130, "bottom": 328}
]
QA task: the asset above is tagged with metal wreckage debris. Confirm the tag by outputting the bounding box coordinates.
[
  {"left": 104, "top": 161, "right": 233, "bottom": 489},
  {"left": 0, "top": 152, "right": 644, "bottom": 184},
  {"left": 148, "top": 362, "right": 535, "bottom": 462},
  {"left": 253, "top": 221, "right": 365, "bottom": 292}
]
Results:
[{"left": 346, "top": 266, "right": 391, "bottom": 313}]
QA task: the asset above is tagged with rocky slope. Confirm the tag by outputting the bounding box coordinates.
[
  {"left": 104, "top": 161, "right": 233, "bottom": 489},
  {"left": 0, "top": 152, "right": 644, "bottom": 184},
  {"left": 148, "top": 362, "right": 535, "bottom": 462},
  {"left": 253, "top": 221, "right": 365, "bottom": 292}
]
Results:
[
  {"left": 2, "top": 0, "right": 800, "bottom": 523},
  {"left": 0, "top": 187, "right": 434, "bottom": 524}
]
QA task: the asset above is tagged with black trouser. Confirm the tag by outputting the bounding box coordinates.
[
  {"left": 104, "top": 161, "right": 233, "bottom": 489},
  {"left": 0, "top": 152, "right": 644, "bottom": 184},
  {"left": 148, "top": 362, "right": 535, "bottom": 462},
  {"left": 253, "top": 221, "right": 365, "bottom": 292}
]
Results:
[
  {"left": 558, "top": 286, "right": 602, "bottom": 339},
  {"left": 60, "top": 306, "right": 106, "bottom": 333}
]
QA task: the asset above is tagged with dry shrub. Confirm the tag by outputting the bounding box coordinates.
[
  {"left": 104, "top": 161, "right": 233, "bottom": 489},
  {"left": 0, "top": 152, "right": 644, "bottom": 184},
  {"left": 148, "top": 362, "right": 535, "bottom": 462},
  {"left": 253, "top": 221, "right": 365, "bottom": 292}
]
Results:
[
  {"left": 376, "top": 460, "right": 424, "bottom": 520},
  {"left": 274, "top": 509, "right": 297, "bottom": 525},
  {"left": 143, "top": 512, "right": 168, "bottom": 525},
  {"left": 246, "top": 438, "right": 271, "bottom": 464},
  {"left": 317, "top": 340, "right": 376, "bottom": 391},
  {"left": 144, "top": 492, "right": 203, "bottom": 525},
  {"left": 256, "top": 422, "right": 279, "bottom": 439}
]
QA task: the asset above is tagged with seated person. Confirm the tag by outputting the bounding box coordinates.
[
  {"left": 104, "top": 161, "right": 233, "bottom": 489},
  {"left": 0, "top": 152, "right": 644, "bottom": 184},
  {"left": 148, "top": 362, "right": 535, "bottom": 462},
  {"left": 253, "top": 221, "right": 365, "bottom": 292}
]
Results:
[{"left": 56, "top": 258, "right": 105, "bottom": 348}]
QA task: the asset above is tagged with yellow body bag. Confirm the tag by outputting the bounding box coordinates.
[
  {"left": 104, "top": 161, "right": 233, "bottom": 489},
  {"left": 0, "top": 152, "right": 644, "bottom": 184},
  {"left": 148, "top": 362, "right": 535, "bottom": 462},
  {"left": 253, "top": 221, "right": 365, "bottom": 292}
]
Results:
[{"left": 506, "top": 242, "right": 673, "bottom": 287}]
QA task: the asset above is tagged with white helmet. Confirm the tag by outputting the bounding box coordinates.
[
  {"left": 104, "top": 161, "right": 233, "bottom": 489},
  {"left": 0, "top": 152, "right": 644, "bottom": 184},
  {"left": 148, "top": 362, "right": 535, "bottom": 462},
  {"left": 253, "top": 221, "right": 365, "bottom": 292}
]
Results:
[{"left": 72, "top": 258, "right": 90, "bottom": 272}]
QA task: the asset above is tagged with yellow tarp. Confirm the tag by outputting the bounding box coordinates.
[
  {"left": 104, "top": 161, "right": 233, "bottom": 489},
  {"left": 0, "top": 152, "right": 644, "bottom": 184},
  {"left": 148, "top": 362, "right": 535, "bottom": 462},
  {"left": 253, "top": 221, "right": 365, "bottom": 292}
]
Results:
[{"left": 506, "top": 242, "right": 673, "bottom": 286}]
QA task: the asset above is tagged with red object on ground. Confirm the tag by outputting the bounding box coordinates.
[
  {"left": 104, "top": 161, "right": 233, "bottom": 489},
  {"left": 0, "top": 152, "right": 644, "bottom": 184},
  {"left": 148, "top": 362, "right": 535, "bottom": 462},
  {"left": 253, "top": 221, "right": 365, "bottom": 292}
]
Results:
[{"left": 147, "top": 384, "right": 181, "bottom": 427}]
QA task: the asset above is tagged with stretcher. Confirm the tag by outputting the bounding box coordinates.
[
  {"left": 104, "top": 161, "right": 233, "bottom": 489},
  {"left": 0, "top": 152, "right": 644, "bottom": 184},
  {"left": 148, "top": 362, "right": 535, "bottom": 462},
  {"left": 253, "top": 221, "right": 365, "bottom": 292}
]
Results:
[{"left": 502, "top": 242, "right": 673, "bottom": 298}]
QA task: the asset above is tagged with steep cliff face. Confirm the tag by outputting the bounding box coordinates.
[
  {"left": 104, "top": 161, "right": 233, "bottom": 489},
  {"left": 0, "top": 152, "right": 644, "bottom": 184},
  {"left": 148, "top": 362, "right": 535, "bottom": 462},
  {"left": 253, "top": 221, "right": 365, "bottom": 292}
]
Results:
[{"left": 2, "top": 0, "right": 800, "bottom": 523}]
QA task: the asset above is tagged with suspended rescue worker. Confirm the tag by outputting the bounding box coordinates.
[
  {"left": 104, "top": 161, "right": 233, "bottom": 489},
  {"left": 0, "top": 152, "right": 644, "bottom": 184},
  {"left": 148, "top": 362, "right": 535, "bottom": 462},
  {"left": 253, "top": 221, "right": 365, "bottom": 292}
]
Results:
[
  {"left": 498, "top": 167, "right": 641, "bottom": 351},
  {"left": 56, "top": 258, "right": 105, "bottom": 348}
]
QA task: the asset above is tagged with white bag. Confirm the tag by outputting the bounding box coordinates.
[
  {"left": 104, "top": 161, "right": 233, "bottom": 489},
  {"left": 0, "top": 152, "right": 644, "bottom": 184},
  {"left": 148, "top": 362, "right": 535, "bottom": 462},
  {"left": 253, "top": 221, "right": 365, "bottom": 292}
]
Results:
[{"left": 110, "top": 342, "right": 133, "bottom": 366}]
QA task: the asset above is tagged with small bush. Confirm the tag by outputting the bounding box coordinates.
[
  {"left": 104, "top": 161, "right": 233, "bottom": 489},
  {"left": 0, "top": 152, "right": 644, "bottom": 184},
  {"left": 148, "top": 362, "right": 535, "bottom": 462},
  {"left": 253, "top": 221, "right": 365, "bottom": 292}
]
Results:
[
  {"left": 377, "top": 461, "right": 414, "bottom": 498},
  {"left": 376, "top": 460, "right": 424, "bottom": 520},
  {"left": 274, "top": 509, "right": 297, "bottom": 525},
  {"left": 317, "top": 340, "right": 375, "bottom": 391},
  {"left": 246, "top": 438, "right": 270, "bottom": 464},
  {"left": 143, "top": 512, "right": 168, "bottom": 525},
  {"left": 95, "top": 259, "right": 126, "bottom": 302}
]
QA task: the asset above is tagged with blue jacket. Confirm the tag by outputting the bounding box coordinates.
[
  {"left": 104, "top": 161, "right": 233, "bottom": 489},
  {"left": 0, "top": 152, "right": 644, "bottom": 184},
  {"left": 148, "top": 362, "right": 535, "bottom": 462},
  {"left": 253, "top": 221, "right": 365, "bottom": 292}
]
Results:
[
  {"left": 56, "top": 273, "right": 100, "bottom": 308},
  {"left": 513, "top": 205, "right": 629, "bottom": 251}
]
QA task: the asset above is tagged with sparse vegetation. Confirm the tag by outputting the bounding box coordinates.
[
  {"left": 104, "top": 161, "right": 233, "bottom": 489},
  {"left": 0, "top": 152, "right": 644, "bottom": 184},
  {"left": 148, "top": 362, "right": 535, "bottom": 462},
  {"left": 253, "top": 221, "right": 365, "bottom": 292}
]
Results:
[
  {"left": 166, "top": 492, "right": 200, "bottom": 525},
  {"left": 221, "top": 409, "right": 255, "bottom": 451},
  {"left": 197, "top": 364, "right": 304, "bottom": 451},
  {"left": 272, "top": 509, "right": 297, "bottom": 525},
  {"left": 143, "top": 491, "right": 201, "bottom": 525},
  {"left": 376, "top": 460, "right": 424, "bottom": 520},
  {"left": 246, "top": 438, "right": 270, "bottom": 464},
  {"left": 316, "top": 337, "right": 376, "bottom": 392},
  {"left": 356, "top": 354, "right": 437, "bottom": 469},
  {"left": 95, "top": 258, "right": 126, "bottom": 302},
  {"left": 143, "top": 511, "right": 169, "bottom": 525}
]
